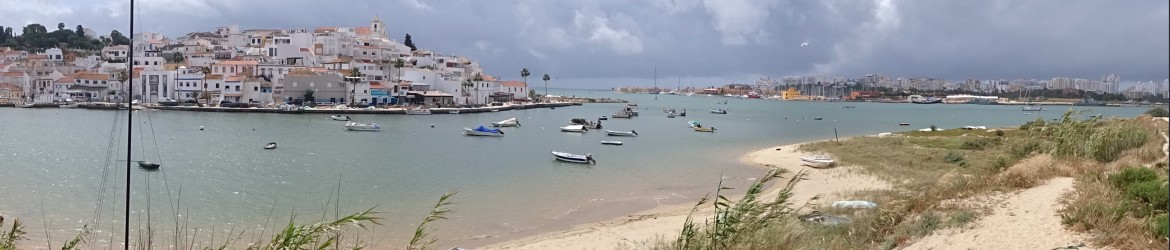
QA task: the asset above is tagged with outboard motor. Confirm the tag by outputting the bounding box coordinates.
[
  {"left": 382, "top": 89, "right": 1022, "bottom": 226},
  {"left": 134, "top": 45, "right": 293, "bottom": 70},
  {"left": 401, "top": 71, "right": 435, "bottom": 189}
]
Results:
[{"left": 586, "top": 154, "right": 596, "bottom": 164}]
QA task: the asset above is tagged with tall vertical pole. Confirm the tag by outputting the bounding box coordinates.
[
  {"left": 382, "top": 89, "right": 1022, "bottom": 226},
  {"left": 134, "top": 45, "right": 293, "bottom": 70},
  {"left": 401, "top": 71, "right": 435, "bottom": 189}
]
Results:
[{"left": 125, "top": 0, "right": 135, "bottom": 248}]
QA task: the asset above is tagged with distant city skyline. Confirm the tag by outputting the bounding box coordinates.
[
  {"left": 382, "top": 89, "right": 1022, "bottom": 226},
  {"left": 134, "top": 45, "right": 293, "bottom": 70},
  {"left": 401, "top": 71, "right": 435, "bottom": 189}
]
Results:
[{"left": 1, "top": 0, "right": 1166, "bottom": 88}]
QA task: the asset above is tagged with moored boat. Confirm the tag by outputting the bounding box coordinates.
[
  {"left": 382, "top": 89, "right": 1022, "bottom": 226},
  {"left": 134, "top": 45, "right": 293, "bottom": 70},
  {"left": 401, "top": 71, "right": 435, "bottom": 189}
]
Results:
[
  {"left": 694, "top": 127, "right": 716, "bottom": 132},
  {"left": 448, "top": 110, "right": 460, "bottom": 114},
  {"left": 59, "top": 103, "right": 79, "bottom": 108},
  {"left": 687, "top": 120, "right": 702, "bottom": 128},
  {"left": 406, "top": 108, "right": 432, "bottom": 115},
  {"left": 19, "top": 103, "right": 35, "bottom": 108},
  {"left": 345, "top": 121, "right": 382, "bottom": 131},
  {"left": 560, "top": 125, "right": 588, "bottom": 132},
  {"left": 491, "top": 117, "right": 521, "bottom": 127},
  {"left": 552, "top": 151, "right": 595, "bottom": 164},
  {"left": 710, "top": 109, "right": 727, "bottom": 114},
  {"left": 601, "top": 141, "right": 623, "bottom": 145},
  {"left": 898, "top": 122, "right": 910, "bottom": 126},
  {"left": 605, "top": 130, "right": 638, "bottom": 136},
  {"left": 1021, "top": 104, "right": 1043, "bottom": 111},
  {"left": 464, "top": 126, "right": 505, "bottom": 136},
  {"left": 264, "top": 142, "right": 277, "bottom": 149},
  {"left": 330, "top": 115, "right": 351, "bottom": 121},
  {"left": 137, "top": 161, "right": 160, "bottom": 170},
  {"left": 800, "top": 155, "right": 835, "bottom": 168}
]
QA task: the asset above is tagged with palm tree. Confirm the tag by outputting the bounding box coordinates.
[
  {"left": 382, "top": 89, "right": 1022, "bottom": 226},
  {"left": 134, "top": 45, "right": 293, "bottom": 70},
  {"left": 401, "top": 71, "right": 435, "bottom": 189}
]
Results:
[
  {"left": 348, "top": 68, "right": 362, "bottom": 105},
  {"left": 520, "top": 68, "right": 530, "bottom": 87},
  {"left": 200, "top": 66, "right": 211, "bottom": 106},
  {"left": 117, "top": 70, "right": 128, "bottom": 102},
  {"left": 473, "top": 73, "right": 484, "bottom": 105},
  {"left": 394, "top": 58, "right": 406, "bottom": 83},
  {"left": 542, "top": 74, "right": 550, "bottom": 102}
]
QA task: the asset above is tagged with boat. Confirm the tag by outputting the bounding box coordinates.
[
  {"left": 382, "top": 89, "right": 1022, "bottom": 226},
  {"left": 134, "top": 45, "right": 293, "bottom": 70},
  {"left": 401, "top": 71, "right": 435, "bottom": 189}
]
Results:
[
  {"left": 449, "top": 110, "right": 460, "bottom": 114},
  {"left": 59, "top": 103, "right": 79, "bottom": 108},
  {"left": 676, "top": 109, "right": 686, "bottom": 117},
  {"left": 406, "top": 108, "right": 432, "bottom": 115},
  {"left": 746, "top": 92, "right": 762, "bottom": 99},
  {"left": 841, "top": 105, "right": 856, "bottom": 108},
  {"left": 1021, "top": 104, "right": 1043, "bottom": 111},
  {"left": 552, "top": 151, "right": 595, "bottom": 164},
  {"left": 667, "top": 113, "right": 676, "bottom": 118},
  {"left": 1073, "top": 98, "right": 1106, "bottom": 106},
  {"left": 490, "top": 109, "right": 500, "bottom": 112},
  {"left": 710, "top": 109, "right": 727, "bottom": 114},
  {"left": 605, "top": 130, "right": 638, "bottom": 137},
  {"left": 136, "top": 160, "right": 160, "bottom": 170},
  {"left": 813, "top": 117, "right": 823, "bottom": 120},
  {"left": 688, "top": 120, "right": 702, "bottom": 128},
  {"left": 491, "top": 118, "right": 521, "bottom": 127},
  {"left": 330, "top": 115, "right": 351, "bottom": 121},
  {"left": 264, "top": 142, "right": 277, "bottom": 149},
  {"left": 19, "top": 103, "right": 35, "bottom": 108},
  {"left": 277, "top": 105, "right": 305, "bottom": 114},
  {"left": 910, "top": 96, "right": 943, "bottom": 104},
  {"left": 464, "top": 126, "right": 505, "bottom": 136},
  {"left": 694, "top": 127, "right": 716, "bottom": 132},
  {"left": 345, "top": 121, "right": 382, "bottom": 131},
  {"left": 570, "top": 118, "right": 602, "bottom": 129},
  {"left": 560, "top": 125, "right": 588, "bottom": 132},
  {"left": 601, "top": 141, "right": 623, "bottom": 145},
  {"left": 611, "top": 112, "right": 633, "bottom": 118},
  {"left": 800, "top": 155, "right": 835, "bottom": 168},
  {"left": 898, "top": 122, "right": 910, "bottom": 126}
]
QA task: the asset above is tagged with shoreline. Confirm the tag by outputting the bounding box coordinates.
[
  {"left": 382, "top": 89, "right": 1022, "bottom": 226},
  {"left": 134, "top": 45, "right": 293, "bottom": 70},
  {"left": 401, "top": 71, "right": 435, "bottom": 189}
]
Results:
[{"left": 477, "top": 138, "right": 890, "bottom": 250}]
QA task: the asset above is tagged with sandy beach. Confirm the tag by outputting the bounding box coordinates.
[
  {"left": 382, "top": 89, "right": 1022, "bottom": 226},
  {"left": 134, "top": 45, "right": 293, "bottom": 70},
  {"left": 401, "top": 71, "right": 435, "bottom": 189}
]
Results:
[{"left": 481, "top": 140, "right": 891, "bottom": 250}]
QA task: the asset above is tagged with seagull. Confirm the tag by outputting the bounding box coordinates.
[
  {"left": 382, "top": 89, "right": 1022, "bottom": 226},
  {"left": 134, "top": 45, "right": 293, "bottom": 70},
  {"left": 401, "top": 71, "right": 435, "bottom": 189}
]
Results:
[{"left": 800, "top": 42, "right": 809, "bottom": 47}]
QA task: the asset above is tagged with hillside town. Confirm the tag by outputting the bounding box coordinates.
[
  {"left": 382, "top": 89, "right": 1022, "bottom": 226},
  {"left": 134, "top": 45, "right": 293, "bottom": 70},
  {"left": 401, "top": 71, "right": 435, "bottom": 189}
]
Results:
[{"left": 0, "top": 17, "right": 533, "bottom": 108}]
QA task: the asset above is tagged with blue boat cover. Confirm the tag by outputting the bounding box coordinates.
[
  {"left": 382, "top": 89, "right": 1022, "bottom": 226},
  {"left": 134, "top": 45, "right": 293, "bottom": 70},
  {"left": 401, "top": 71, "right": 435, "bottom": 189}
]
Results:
[{"left": 474, "top": 126, "right": 500, "bottom": 133}]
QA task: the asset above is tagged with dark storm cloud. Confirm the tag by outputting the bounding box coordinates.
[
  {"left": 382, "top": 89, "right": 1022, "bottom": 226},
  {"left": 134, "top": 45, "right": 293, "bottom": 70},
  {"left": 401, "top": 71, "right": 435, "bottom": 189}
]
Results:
[{"left": 2, "top": 0, "right": 1165, "bottom": 87}]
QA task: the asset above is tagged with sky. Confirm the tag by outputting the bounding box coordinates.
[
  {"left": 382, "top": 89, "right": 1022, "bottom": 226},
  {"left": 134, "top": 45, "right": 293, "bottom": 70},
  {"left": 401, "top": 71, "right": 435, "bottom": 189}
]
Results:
[{"left": 1, "top": 0, "right": 1167, "bottom": 89}]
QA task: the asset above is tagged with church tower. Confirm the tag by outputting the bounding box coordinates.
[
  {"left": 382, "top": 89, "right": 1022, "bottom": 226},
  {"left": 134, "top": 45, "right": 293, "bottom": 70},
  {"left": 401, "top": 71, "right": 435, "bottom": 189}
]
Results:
[{"left": 370, "top": 16, "right": 386, "bottom": 39}]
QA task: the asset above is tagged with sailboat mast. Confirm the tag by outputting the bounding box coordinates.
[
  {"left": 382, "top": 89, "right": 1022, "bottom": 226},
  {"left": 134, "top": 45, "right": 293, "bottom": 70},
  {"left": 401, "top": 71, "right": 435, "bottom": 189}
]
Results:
[{"left": 125, "top": 0, "right": 135, "bottom": 248}]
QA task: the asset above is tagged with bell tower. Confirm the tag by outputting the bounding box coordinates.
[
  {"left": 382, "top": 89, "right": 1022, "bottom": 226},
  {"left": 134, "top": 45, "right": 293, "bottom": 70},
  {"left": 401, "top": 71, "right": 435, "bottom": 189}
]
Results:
[{"left": 370, "top": 16, "right": 386, "bottom": 39}]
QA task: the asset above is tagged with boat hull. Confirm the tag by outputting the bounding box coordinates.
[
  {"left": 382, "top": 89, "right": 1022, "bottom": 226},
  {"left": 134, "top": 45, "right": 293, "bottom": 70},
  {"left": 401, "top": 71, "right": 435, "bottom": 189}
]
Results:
[
  {"left": 601, "top": 141, "right": 623, "bottom": 145},
  {"left": 552, "top": 151, "right": 594, "bottom": 164},
  {"left": 605, "top": 130, "right": 637, "bottom": 136},
  {"left": 345, "top": 122, "right": 381, "bottom": 131},
  {"left": 464, "top": 128, "right": 504, "bottom": 136},
  {"left": 560, "top": 125, "right": 588, "bottom": 132}
]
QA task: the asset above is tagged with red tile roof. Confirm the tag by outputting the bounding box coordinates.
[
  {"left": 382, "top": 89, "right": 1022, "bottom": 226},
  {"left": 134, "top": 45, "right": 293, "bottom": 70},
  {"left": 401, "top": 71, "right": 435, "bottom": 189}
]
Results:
[
  {"left": 355, "top": 27, "right": 372, "bottom": 35},
  {"left": 499, "top": 81, "right": 526, "bottom": 87},
  {"left": 1, "top": 72, "right": 25, "bottom": 77}
]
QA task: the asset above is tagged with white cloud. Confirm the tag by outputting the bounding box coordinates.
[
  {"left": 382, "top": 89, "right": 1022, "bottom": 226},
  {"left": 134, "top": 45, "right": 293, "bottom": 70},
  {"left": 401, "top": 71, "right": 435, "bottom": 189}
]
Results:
[
  {"left": 527, "top": 48, "right": 548, "bottom": 59},
  {"left": 646, "top": 0, "right": 702, "bottom": 15},
  {"left": 573, "top": 10, "right": 644, "bottom": 54},
  {"left": 702, "top": 0, "right": 780, "bottom": 45},
  {"left": 515, "top": 2, "right": 573, "bottom": 49},
  {"left": 0, "top": 0, "right": 77, "bottom": 29},
  {"left": 399, "top": 0, "right": 431, "bottom": 11},
  {"left": 813, "top": 0, "right": 901, "bottom": 74}
]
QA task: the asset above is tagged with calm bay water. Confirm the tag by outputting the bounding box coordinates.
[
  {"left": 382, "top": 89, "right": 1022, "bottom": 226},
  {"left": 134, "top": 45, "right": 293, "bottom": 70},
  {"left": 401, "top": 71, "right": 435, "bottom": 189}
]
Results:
[{"left": 0, "top": 89, "right": 1148, "bottom": 249}]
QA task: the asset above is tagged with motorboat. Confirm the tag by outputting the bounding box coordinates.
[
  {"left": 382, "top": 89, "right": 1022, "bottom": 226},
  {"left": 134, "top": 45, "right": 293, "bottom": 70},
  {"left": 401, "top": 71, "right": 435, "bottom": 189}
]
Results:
[
  {"left": 813, "top": 117, "right": 824, "bottom": 120},
  {"left": 59, "top": 103, "right": 79, "bottom": 108},
  {"left": 694, "top": 127, "right": 716, "bottom": 132},
  {"left": 611, "top": 112, "right": 633, "bottom": 118},
  {"left": 19, "top": 103, "right": 35, "bottom": 108},
  {"left": 1021, "top": 104, "right": 1043, "bottom": 111},
  {"left": 560, "top": 125, "right": 588, "bottom": 132},
  {"left": 570, "top": 118, "right": 602, "bottom": 129},
  {"left": 601, "top": 141, "right": 623, "bottom": 145},
  {"left": 552, "top": 151, "right": 595, "bottom": 164},
  {"left": 667, "top": 113, "right": 676, "bottom": 118},
  {"left": 330, "top": 115, "right": 351, "bottom": 121},
  {"left": 406, "top": 108, "right": 432, "bottom": 115},
  {"left": 136, "top": 161, "right": 160, "bottom": 170},
  {"left": 800, "top": 155, "right": 835, "bottom": 168},
  {"left": 605, "top": 130, "right": 638, "bottom": 137},
  {"left": 264, "top": 142, "right": 277, "bottom": 149},
  {"left": 448, "top": 110, "right": 460, "bottom": 114},
  {"left": 345, "top": 121, "right": 382, "bottom": 131},
  {"left": 688, "top": 120, "right": 702, "bottom": 128},
  {"left": 898, "top": 122, "right": 911, "bottom": 126},
  {"left": 464, "top": 126, "right": 505, "bottom": 136},
  {"left": 710, "top": 109, "right": 727, "bottom": 114},
  {"left": 491, "top": 118, "right": 521, "bottom": 127}
]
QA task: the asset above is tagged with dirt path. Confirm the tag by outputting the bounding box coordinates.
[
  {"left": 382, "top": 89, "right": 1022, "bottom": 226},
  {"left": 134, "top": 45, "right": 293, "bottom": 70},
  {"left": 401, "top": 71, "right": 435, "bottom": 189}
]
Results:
[{"left": 906, "top": 177, "right": 1096, "bottom": 250}]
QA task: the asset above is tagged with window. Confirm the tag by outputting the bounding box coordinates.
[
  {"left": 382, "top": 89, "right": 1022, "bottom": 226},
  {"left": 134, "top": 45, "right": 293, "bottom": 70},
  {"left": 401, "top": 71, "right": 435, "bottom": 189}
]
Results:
[
  {"left": 327, "top": 83, "right": 332, "bottom": 88},
  {"left": 254, "top": 86, "right": 259, "bottom": 91},
  {"left": 236, "top": 86, "right": 240, "bottom": 91},
  {"left": 363, "top": 90, "right": 367, "bottom": 93},
  {"left": 292, "top": 82, "right": 298, "bottom": 87},
  {"left": 309, "top": 82, "right": 315, "bottom": 88},
  {"left": 215, "top": 83, "right": 220, "bottom": 88}
]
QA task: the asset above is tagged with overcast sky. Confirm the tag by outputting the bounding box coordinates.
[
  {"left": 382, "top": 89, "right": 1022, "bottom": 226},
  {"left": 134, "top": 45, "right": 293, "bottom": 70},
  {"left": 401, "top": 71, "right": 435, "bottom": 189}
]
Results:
[{"left": 2, "top": 0, "right": 1167, "bottom": 88}]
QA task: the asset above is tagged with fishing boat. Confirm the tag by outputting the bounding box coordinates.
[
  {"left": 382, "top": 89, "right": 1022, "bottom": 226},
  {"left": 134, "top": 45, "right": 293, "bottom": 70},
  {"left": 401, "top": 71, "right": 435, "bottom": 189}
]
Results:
[
  {"left": 264, "top": 142, "right": 277, "bottom": 149},
  {"left": 560, "top": 125, "right": 588, "bottom": 132},
  {"left": 570, "top": 118, "right": 602, "bottom": 129},
  {"left": 345, "top": 121, "right": 382, "bottom": 131},
  {"left": 710, "top": 109, "right": 727, "bottom": 114},
  {"left": 800, "top": 155, "right": 835, "bottom": 168},
  {"left": 601, "top": 141, "right": 623, "bottom": 145},
  {"left": 552, "top": 151, "right": 595, "bottom": 164},
  {"left": 330, "top": 115, "right": 351, "bottom": 121},
  {"left": 491, "top": 118, "right": 521, "bottom": 127},
  {"left": 464, "top": 126, "right": 505, "bottom": 136},
  {"left": 136, "top": 160, "right": 160, "bottom": 170},
  {"left": 694, "top": 127, "right": 716, "bottom": 132},
  {"left": 605, "top": 130, "right": 638, "bottom": 136},
  {"left": 406, "top": 107, "right": 432, "bottom": 115}
]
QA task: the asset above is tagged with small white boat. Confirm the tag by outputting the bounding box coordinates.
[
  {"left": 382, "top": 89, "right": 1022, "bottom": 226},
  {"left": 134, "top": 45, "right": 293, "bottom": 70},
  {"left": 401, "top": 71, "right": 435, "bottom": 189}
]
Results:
[
  {"left": 800, "top": 155, "right": 835, "bottom": 168},
  {"left": 59, "top": 103, "right": 79, "bottom": 108},
  {"left": 464, "top": 126, "right": 505, "bottom": 136},
  {"left": 264, "top": 142, "right": 277, "bottom": 149},
  {"left": 605, "top": 130, "right": 638, "bottom": 137},
  {"left": 19, "top": 103, "right": 35, "bottom": 108},
  {"left": 601, "top": 141, "right": 623, "bottom": 145},
  {"left": 345, "top": 121, "right": 382, "bottom": 131},
  {"left": 710, "top": 109, "right": 727, "bottom": 114},
  {"left": 687, "top": 121, "right": 702, "bottom": 128},
  {"left": 694, "top": 127, "right": 716, "bottom": 132},
  {"left": 552, "top": 151, "right": 595, "bottom": 164},
  {"left": 406, "top": 108, "right": 432, "bottom": 115},
  {"left": 491, "top": 118, "right": 521, "bottom": 127},
  {"left": 448, "top": 110, "right": 460, "bottom": 114},
  {"left": 330, "top": 115, "right": 351, "bottom": 121},
  {"left": 560, "top": 125, "right": 588, "bottom": 132}
]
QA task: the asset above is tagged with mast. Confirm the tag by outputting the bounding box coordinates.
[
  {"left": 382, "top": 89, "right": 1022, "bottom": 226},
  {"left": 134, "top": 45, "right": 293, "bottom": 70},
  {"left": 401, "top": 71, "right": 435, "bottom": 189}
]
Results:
[
  {"left": 125, "top": 0, "right": 135, "bottom": 248},
  {"left": 654, "top": 66, "right": 657, "bottom": 100}
]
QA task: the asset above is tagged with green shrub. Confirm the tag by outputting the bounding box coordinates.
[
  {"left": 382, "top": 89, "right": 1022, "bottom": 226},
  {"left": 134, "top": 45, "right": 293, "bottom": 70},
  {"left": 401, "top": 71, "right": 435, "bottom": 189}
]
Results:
[
  {"left": 959, "top": 137, "right": 998, "bottom": 150},
  {"left": 944, "top": 151, "right": 965, "bottom": 164},
  {"left": 1085, "top": 123, "right": 1149, "bottom": 162},
  {"left": 994, "top": 130, "right": 1005, "bottom": 137},
  {"left": 1154, "top": 214, "right": 1169, "bottom": 238},
  {"left": 929, "top": 125, "right": 938, "bottom": 131},
  {"left": 1010, "top": 139, "right": 1044, "bottom": 158},
  {"left": 1145, "top": 107, "right": 1169, "bottom": 117},
  {"left": 1125, "top": 180, "right": 1169, "bottom": 211},
  {"left": 993, "top": 156, "right": 1012, "bottom": 171},
  {"left": 1109, "top": 167, "right": 1160, "bottom": 189}
]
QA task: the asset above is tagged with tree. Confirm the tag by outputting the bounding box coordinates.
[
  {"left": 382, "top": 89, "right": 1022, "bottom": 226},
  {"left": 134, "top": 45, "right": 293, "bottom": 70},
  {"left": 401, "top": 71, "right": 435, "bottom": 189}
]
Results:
[
  {"left": 57, "top": 23, "right": 65, "bottom": 31},
  {"left": 200, "top": 66, "right": 211, "bottom": 105},
  {"left": 348, "top": 68, "right": 363, "bottom": 105},
  {"left": 404, "top": 33, "right": 417, "bottom": 51},
  {"left": 542, "top": 74, "right": 551, "bottom": 101},
  {"left": 520, "top": 68, "right": 530, "bottom": 87},
  {"left": 75, "top": 25, "right": 84, "bottom": 37},
  {"left": 110, "top": 30, "right": 130, "bottom": 45},
  {"left": 304, "top": 89, "right": 316, "bottom": 103},
  {"left": 394, "top": 58, "right": 406, "bottom": 83},
  {"left": 1146, "top": 107, "right": 1169, "bottom": 117}
]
